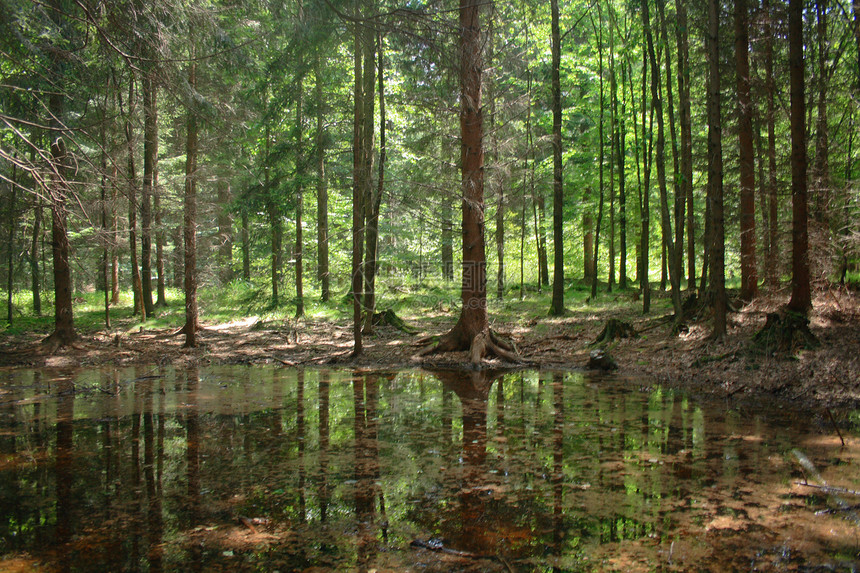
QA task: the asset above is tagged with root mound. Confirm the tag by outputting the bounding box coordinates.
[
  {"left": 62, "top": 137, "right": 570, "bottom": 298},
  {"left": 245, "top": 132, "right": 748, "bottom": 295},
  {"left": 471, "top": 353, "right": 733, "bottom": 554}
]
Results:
[{"left": 753, "top": 311, "right": 819, "bottom": 355}]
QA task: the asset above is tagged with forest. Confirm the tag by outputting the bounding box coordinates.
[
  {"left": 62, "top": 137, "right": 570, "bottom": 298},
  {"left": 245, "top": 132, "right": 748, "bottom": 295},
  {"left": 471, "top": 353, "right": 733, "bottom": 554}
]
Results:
[{"left": 1, "top": 0, "right": 859, "bottom": 400}]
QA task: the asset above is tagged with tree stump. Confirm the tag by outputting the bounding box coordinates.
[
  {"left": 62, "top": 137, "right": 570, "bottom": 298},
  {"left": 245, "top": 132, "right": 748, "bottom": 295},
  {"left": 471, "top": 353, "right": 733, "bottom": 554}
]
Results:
[
  {"left": 588, "top": 348, "right": 618, "bottom": 371},
  {"left": 592, "top": 319, "right": 637, "bottom": 346},
  {"left": 370, "top": 309, "right": 418, "bottom": 334},
  {"left": 753, "top": 311, "right": 819, "bottom": 355}
]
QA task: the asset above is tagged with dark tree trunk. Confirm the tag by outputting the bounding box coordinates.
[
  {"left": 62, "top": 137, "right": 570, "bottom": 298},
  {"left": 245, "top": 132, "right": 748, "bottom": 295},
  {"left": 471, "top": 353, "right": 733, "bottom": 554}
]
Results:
[
  {"left": 640, "top": 46, "right": 654, "bottom": 314},
  {"left": 141, "top": 71, "right": 157, "bottom": 317},
  {"left": 363, "top": 32, "right": 384, "bottom": 333},
  {"left": 617, "top": 58, "right": 628, "bottom": 290},
  {"left": 46, "top": 110, "right": 76, "bottom": 344},
  {"left": 591, "top": 3, "right": 605, "bottom": 302},
  {"left": 658, "top": 0, "right": 684, "bottom": 296},
  {"left": 736, "top": 0, "right": 758, "bottom": 302},
  {"left": 109, "top": 160, "right": 119, "bottom": 305},
  {"left": 763, "top": 0, "right": 779, "bottom": 288},
  {"left": 351, "top": 0, "right": 366, "bottom": 356},
  {"left": 315, "top": 57, "right": 330, "bottom": 301},
  {"left": 441, "top": 199, "right": 454, "bottom": 280},
  {"left": 182, "top": 58, "right": 200, "bottom": 347},
  {"left": 454, "top": 0, "right": 488, "bottom": 340},
  {"left": 99, "top": 115, "right": 110, "bottom": 329},
  {"left": 43, "top": 0, "right": 76, "bottom": 346},
  {"left": 216, "top": 182, "right": 233, "bottom": 285},
  {"left": 419, "top": 0, "right": 518, "bottom": 364},
  {"left": 675, "top": 0, "right": 695, "bottom": 290},
  {"left": 787, "top": 0, "right": 811, "bottom": 314},
  {"left": 707, "top": 0, "right": 727, "bottom": 338},
  {"left": 154, "top": 178, "right": 166, "bottom": 306},
  {"left": 31, "top": 196, "right": 41, "bottom": 316},
  {"left": 812, "top": 0, "right": 830, "bottom": 218},
  {"left": 296, "top": 76, "right": 305, "bottom": 318},
  {"left": 645, "top": 0, "right": 682, "bottom": 319},
  {"left": 172, "top": 226, "right": 183, "bottom": 290},
  {"left": 7, "top": 161, "right": 16, "bottom": 325},
  {"left": 269, "top": 202, "right": 282, "bottom": 308},
  {"left": 608, "top": 10, "right": 616, "bottom": 294},
  {"left": 583, "top": 212, "right": 594, "bottom": 281},
  {"left": 120, "top": 78, "right": 145, "bottom": 321},
  {"left": 549, "top": 0, "right": 565, "bottom": 316},
  {"left": 241, "top": 210, "right": 250, "bottom": 282}
]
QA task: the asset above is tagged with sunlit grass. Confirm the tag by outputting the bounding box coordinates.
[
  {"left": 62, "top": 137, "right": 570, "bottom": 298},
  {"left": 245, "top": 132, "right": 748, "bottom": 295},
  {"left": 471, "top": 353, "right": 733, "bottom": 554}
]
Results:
[{"left": 2, "top": 273, "right": 680, "bottom": 338}]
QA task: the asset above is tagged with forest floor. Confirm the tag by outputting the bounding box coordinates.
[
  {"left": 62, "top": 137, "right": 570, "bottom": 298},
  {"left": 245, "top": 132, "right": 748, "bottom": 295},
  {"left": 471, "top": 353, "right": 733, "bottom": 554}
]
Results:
[{"left": 2, "top": 283, "right": 859, "bottom": 409}]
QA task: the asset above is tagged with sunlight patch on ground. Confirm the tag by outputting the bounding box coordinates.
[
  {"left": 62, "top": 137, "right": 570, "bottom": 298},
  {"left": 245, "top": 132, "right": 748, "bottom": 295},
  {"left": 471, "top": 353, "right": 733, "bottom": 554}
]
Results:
[{"left": 209, "top": 316, "right": 260, "bottom": 332}]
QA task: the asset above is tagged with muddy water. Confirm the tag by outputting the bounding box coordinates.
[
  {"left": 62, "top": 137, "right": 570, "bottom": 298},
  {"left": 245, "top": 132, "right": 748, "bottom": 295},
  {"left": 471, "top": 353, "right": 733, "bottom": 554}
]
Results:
[{"left": 0, "top": 367, "right": 858, "bottom": 572}]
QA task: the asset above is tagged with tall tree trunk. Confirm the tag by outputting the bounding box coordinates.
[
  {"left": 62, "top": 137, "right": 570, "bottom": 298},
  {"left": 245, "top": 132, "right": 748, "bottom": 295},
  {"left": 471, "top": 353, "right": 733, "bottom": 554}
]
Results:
[
  {"left": 646, "top": 0, "right": 682, "bottom": 319},
  {"left": 315, "top": 57, "right": 330, "bottom": 301},
  {"left": 617, "top": 51, "right": 628, "bottom": 290},
  {"left": 642, "top": 0, "right": 682, "bottom": 321},
  {"left": 441, "top": 200, "right": 454, "bottom": 280},
  {"left": 812, "top": 0, "right": 830, "bottom": 219},
  {"left": 109, "top": 159, "right": 119, "bottom": 305},
  {"left": 154, "top": 179, "right": 166, "bottom": 306},
  {"left": 265, "top": 126, "right": 281, "bottom": 308},
  {"left": 45, "top": 97, "right": 76, "bottom": 341},
  {"left": 31, "top": 196, "right": 41, "bottom": 316},
  {"left": 363, "top": 32, "right": 384, "bottom": 332},
  {"left": 787, "top": 0, "right": 811, "bottom": 313},
  {"left": 120, "top": 77, "right": 145, "bottom": 321},
  {"left": 549, "top": 0, "right": 565, "bottom": 316},
  {"left": 706, "top": 0, "right": 727, "bottom": 337},
  {"left": 591, "top": 5, "right": 605, "bottom": 301},
  {"left": 419, "top": 0, "right": 517, "bottom": 364},
  {"left": 7, "top": 161, "right": 16, "bottom": 325},
  {"left": 216, "top": 182, "right": 233, "bottom": 285},
  {"left": 42, "top": 0, "right": 76, "bottom": 346},
  {"left": 141, "top": 71, "right": 157, "bottom": 317},
  {"left": 172, "top": 225, "right": 183, "bottom": 289},
  {"left": 182, "top": 57, "right": 200, "bottom": 347},
  {"left": 763, "top": 0, "right": 779, "bottom": 288},
  {"left": 241, "top": 210, "right": 250, "bottom": 281},
  {"left": 674, "top": 0, "right": 695, "bottom": 290},
  {"left": 607, "top": 9, "right": 616, "bottom": 294},
  {"left": 658, "top": 0, "right": 684, "bottom": 296},
  {"left": 99, "top": 114, "right": 111, "bottom": 329},
  {"left": 351, "top": 0, "right": 366, "bottom": 356},
  {"left": 640, "top": 46, "right": 654, "bottom": 313},
  {"left": 735, "top": 0, "right": 758, "bottom": 302},
  {"left": 296, "top": 76, "right": 305, "bottom": 319}
]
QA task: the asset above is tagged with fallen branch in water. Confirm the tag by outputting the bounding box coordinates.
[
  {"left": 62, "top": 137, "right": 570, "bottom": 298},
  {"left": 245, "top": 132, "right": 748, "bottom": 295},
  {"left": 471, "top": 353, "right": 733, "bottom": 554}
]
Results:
[{"left": 794, "top": 482, "right": 860, "bottom": 497}]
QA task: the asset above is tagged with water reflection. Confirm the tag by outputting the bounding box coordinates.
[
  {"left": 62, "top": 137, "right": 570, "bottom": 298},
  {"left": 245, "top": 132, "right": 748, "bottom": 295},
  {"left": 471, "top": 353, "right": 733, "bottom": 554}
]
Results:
[{"left": 0, "top": 366, "right": 856, "bottom": 572}]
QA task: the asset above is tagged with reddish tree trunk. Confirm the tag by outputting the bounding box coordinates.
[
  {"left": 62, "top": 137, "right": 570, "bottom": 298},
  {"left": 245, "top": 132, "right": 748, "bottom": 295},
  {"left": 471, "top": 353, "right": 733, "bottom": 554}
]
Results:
[
  {"left": 787, "top": 0, "right": 811, "bottom": 313},
  {"left": 43, "top": 1, "right": 76, "bottom": 346},
  {"left": 454, "top": 0, "right": 488, "bottom": 342},
  {"left": 736, "top": 0, "right": 757, "bottom": 301},
  {"left": 549, "top": 0, "right": 565, "bottom": 315},
  {"left": 141, "top": 71, "right": 157, "bottom": 316},
  {"left": 764, "top": 0, "right": 780, "bottom": 288},
  {"left": 707, "top": 0, "right": 727, "bottom": 338},
  {"left": 182, "top": 59, "right": 200, "bottom": 347}
]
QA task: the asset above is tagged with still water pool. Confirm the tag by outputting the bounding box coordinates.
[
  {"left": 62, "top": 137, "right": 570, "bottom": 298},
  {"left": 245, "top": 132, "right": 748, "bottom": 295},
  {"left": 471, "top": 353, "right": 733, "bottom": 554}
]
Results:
[{"left": 0, "top": 366, "right": 858, "bottom": 572}]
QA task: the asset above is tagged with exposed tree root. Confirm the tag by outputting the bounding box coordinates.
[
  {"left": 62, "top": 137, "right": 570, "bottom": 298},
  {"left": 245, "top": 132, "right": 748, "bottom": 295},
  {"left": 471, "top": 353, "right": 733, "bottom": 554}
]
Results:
[
  {"left": 753, "top": 310, "right": 819, "bottom": 355},
  {"left": 417, "top": 327, "right": 523, "bottom": 365},
  {"left": 366, "top": 309, "right": 419, "bottom": 334},
  {"left": 41, "top": 328, "right": 79, "bottom": 354}
]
